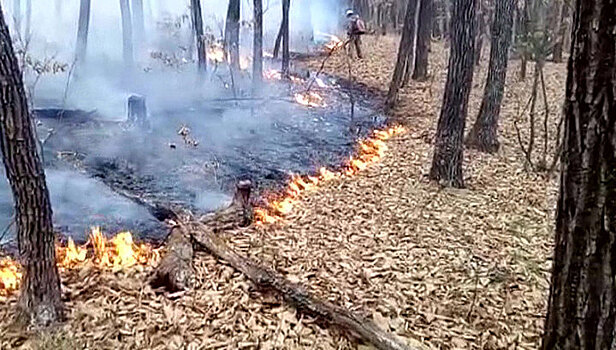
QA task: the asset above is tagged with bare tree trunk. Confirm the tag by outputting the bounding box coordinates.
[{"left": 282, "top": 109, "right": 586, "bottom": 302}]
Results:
[
  {"left": 385, "top": 0, "right": 419, "bottom": 110},
  {"left": 225, "top": 0, "right": 240, "bottom": 71},
  {"left": 0, "top": 4, "right": 64, "bottom": 326},
  {"left": 281, "top": 0, "right": 290, "bottom": 76},
  {"left": 24, "top": 0, "right": 30, "bottom": 39},
  {"left": 429, "top": 0, "right": 477, "bottom": 187},
  {"left": 519, "top": 0, "right": 531, "bottom": 80},
  {"left": 272, "top": 20, "right": 283, "bottom": 59},
  {"left": 75, "top": 0, "right": 91, "bottom": 64},
  {"left": 131, "top": 0, "right": 146, "bottom": 55},
  {"left": 119, "top": 0, "right": 134, "bottom": 68},
  {"left": 466, "top": 0, "right": 515, "bottom": 152},
  {"left": 551, "top": 2, "right": 567, "bottom": 63},
  {"left": 474, "top": 0, "right": 485, "bottom": 65},
  {"left": 413, "top": 0, "right": 433, "bottom": 80},
  {"left": 542, "top": 1, "right": 616, "bottom": 348},
  {"left": 402, "top": 0, "right": 421, "bottom": 86},
  {"left": 12, "top": 0, "right": 20, "bottom": 35},
  {"left": 191, "top": 0, "right": 207, "bottom": 72},
  {"left": 252, "top": 0, "right": 263, "bottom": 92}
]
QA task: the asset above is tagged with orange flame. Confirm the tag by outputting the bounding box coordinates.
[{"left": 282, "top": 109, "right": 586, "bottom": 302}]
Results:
[
  {"left": 0, "top": 228, "right": 161, "bottom": 297},
  {"left": 0, "top": 258, "right": 21, "bottom": 297},
  {"left": 294, "top": 92, "right": 326, "bottom": 107},
  {"left": 255, "top": 125, "right": 407, "bottom": 225}
]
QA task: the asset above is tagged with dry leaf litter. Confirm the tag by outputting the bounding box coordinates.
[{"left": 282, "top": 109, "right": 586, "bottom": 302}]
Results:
[{"left": 0, "top": 36, "right": 565, "bottom": 349}]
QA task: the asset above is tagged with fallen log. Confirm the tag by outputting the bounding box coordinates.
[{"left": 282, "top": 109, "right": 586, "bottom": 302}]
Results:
[
  {"left": 189, "top": 223, "right": 422, "bottom": 350},
  {"left": 151, "top": 226, "right": 194, "bottom": 292}
]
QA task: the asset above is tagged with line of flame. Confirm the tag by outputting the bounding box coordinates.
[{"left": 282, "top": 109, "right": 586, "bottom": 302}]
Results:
[
  {"left": 0, "top": 228, "right": 161, "bottom": 297},
  {"left": 254, "top": 125, "right": 407, "bottom": 225}
]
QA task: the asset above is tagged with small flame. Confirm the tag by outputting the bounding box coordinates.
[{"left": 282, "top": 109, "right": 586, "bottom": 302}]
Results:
[
  {"left": 0, "top": 258, "right": 21, "bottom": 297},
  {"left": 316, "top": 32, "right": 344, "bottom": 51},
  {"left": 294, "top": 92, "right": 325, "bottom": 107},
  {"left": 254, "top": 126, "right": 407, "bottom": 225}
]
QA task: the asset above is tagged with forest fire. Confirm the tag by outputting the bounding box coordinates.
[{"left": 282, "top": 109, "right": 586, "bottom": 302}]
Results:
[
  {"left": 317, "top": 32, "right": 344, "bottom": 51},
  {"left": 294, "top": 92, "right": 326, "bottom": 107},
  {"left": 0, "top": 228, "right": 160, "bottom": 297},
  {"left": 254, "top": 125, "right": 407, "bottom": 225}
]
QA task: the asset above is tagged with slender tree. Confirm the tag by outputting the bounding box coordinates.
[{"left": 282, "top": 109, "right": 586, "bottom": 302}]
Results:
[
  {"left": 12, "top": 0, "right": 20, "bottom": 34},
  {"left": 466, "top": 0, "right": 515, "bottom": 152},
  {"left": 413, "top": 0, "right": 433, "bottom": 80},
  {"left": 385, "top": 0, "right": 419, "bottom": 110},
  {"left": 75, "top": 0, "right": 92, "bottom": 64},
  {"left": 0, "top": 3, "right": 64, "bottom": 326},
  {"left": 252, "top": 0, "right": 263, "bottom": 92},
  {"left": 190, "top": 0, "right": 207, "bottom": 72},
  {"left": 119, "top": 0, "right": 134, "bottom": 68},
  {"left": 24, "top": 0, "right": 30, "bottom": 38},
  {"left": 224, "top": 0, "right": 240, "bottom": 71},
  {"left": 542, "top": 1, "right": 616, "bottom": 348},
  {"left": 272, "top": 21, "right": 283, "bottom": 59},
  {"left": 429, "top": 0, "right": 477, "bottom": 187},
  {"left": 551, "top": 1, "right": 567, "bottom": 63},
  {"left": 281, "top": 0, "right": 290, "bottom": 76},
  {"left": 131, "top": 0, "right": 146, "bottom": 55},
  {"left": 474, "top": 0, "right": 485, "bottom": 65}
]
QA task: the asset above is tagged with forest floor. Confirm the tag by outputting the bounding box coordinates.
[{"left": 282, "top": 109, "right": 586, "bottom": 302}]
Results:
[{"left": 0, "top": 35, "right": 565, "bottom": 350}]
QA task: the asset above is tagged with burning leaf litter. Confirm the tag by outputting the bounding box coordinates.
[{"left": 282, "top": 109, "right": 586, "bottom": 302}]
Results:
[
  {"left": 0, "top": 228, "right": 160, "bottom": 298},
  {"left": 255, "top": 125, "right": 407, "bottom": 225}
]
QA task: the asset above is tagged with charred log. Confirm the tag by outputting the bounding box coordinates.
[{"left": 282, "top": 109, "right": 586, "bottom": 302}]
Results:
[{"left": 151, "top": 226, "right": 194, "bottom": 292}]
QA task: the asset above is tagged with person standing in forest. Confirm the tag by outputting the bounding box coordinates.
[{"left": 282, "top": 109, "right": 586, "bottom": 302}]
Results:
[{"left": 345, "top": 9, "right": 366, "bottom": 59}]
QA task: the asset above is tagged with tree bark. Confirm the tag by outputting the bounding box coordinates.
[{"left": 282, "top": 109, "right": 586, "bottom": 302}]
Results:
[
  {"left": 474, "top": 0, "right": 485, "bottom": 65},
  {"left": 428, "top": 0, "right": 477, "bottom": 188},
  {"left": 413, "top": 0, "right": 433, "bottom": 80},
  {"left": 281, "top": 0, "right": 290, "bottom": 76},
  {"left": 190, "top": 0, "right": 207, "bottom": 72},
  {"left": 119, "top": 0, "right": 134, "bottom": 68},
  {"left": 0, "top": 4, "right": 64, "bottom": 326},
  {"left": 75, "top": 0, "right": 92, "bottom": 64},
  {"left": 542, "top": 1, "right": 616, "bottom": 348},
  {"left": 519, "top": 0, "right": 531, "bottom": 80},
  {"left": 224, "top": 0, "right": 240, "bottom": 71},
  {"left": 252, "top": 0, "right": 263, "bottom": 93},
  {"left": 272, "top": 20, "right": 283, "bottom": 59},
  {"left": 131, "top": 0, "right": 146, "bottom": 55},
  {"left": 466, "top": 0, "right": 515, "bottom": 153},
  {"left": 385, "top": 0, "right": 419, "bottom": 110}
]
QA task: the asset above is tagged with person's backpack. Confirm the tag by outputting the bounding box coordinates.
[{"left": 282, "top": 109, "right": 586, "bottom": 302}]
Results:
[{"left": 355, "top": 18, "right": 367, "bottom": 34}]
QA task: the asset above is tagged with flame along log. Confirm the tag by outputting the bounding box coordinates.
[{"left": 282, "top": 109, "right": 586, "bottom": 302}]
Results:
[
  {"left": 255, "top": 125, "right": 407, "bottom": 225},
  {"left": 189, "top": 222, "right": 421, "bottom": 350}
]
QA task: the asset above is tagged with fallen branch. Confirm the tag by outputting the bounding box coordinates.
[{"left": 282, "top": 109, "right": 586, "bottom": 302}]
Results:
[
  {"left": 151, "top": 226, "right": 194, "bottom": 292},
  {"left": 189, "top": 223, "right": 421, "bottom": 350},
  {"left": 305, "top": 39, "right": 350, "bottom": 94}
]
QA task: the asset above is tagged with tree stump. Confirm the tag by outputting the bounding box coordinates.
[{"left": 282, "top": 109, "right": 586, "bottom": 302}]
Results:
[
  {"left": 234, "top": 179, "right": 253, "bottom": 227},
  {"left": 151, "top": 226, "right": 194, "bottom": 292},
  {"left": 127, "top": 94, "right": 149, "bottom": 128}
]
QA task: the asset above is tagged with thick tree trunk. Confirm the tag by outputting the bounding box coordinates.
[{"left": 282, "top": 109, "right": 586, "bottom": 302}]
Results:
[
  {"left": 385, "top": 0, "right": 419, "bottom": 110},
  {"left": 75, "top": 0, "right": 91, "bottom": 64},
  {"left": 281, "top": 0, "right": 290, "bottom": 76},
  {"left": 131, "top": 0, "right": 146, "bottom": 55},
  {"left": 224, "top": 0, "right": 240, "bottom": 71},
  {"left": 413, "top": 0, "right": 433, "bottom": 80},
  {"left": 190, "top": 0, "right": 207, "bottom": 72},
  {"left": 542, "top": 1, "right": 616, "bottom": 348},
  {"left": 119, "top": 0, "right": 134, "bottom": 68},
  {"left": 466, "top": 0, "right": 515, "bottom": 153},
  {"left": 252, "top": 0, "right": 263, "bottom": 92},
  {"left": 402, "top": 0, "right": 421, "bottom": 86},
  {"left": 0, "top": 4, "right": 64, "bottom": 326},
  {"left": 429, "top": 0, "right": 477, "bottom": 188}
]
